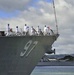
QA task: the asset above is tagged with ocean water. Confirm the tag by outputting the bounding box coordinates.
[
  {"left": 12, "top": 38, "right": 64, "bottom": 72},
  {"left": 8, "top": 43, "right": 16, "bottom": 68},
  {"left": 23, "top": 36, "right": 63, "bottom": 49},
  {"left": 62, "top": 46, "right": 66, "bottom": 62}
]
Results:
[{"left": 31, "top": 66, "right": 74, "bottom": 75}]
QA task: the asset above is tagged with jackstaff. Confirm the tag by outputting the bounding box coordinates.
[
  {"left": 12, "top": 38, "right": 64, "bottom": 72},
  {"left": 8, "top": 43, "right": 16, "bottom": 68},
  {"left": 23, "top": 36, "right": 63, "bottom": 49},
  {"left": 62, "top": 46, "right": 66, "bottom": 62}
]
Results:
[{"left": 52, "top": 0, "right": 58, "bottom": 34}]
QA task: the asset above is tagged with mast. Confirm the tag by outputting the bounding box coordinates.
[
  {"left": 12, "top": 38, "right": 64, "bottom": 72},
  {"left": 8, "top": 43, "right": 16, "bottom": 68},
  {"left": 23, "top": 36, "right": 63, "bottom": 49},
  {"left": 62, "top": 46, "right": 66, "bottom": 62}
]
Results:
[{"left": 52, "top": 0, "right": 58, "bottom": 34}]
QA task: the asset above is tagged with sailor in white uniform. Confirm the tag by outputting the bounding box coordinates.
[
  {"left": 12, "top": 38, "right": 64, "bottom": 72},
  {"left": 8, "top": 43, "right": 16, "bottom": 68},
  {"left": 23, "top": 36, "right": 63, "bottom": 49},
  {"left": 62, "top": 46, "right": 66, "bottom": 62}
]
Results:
[
  {"left": 47, "top": 27, "right": 50, "bottom": 35},
  {"left": 27, "top": 26, "right": 29, "bottom": 35},
  {"left": 24, "top": 24, "right": 27, "bottom": 35},
  {"left": 30, "top": 26, "right": 36, "bottom": 35},
  {"left": 36, "top": 26, "right": 40, "bottom": 36},
  {"left": 15, "top": 26, "right": 19, "bottom": 35},
  {"left": 6, "top": 24, "right": 10, "bottom": 36},
  {"left": 43, "top": 25, "right": 48, "bottom": 36}
]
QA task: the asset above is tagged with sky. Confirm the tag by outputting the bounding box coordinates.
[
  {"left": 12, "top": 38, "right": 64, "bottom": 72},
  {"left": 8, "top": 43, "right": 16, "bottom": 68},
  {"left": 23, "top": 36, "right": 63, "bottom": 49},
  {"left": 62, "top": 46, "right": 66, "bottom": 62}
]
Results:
[{"left": 0, "top": 0, "right": 74, "bottom": 54}]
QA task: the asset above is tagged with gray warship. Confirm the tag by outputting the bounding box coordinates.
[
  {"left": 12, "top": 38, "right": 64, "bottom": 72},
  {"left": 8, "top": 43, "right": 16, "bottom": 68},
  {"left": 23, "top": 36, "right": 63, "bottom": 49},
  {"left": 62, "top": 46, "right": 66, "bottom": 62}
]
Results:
[
  {"left": 0, "top": 1, "right": 59, "bottom": 75},
  {"left": 0, "top": 31, "right": 59, "bottom": 75}
]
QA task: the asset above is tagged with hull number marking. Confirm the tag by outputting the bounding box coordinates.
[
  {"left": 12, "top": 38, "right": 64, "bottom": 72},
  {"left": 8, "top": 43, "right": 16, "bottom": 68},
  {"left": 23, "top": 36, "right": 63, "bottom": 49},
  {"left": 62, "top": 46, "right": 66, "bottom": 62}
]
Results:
[{"left": 20, "top": 40, "right": 38, "bottom": 57}]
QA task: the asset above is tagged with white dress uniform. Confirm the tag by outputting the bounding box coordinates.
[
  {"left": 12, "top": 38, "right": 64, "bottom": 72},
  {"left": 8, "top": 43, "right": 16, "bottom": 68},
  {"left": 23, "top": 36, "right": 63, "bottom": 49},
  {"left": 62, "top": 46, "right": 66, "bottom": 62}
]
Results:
[
  {"left": 26, "top": 26, "right": 29, "bottom": 35},
  {"left": 6, "top": 24, "right": 10, "bottom": 36},
  {"left": 16, "top": 26, "right": 19, "bottom": 33},
  {"left": 43, "top": 25, "right": 48, "bottom": 35},
  {"left": 36, "top": 26, "right": 40, "bottom": 35},
  {"left": 24, "top": 24, "right": 27, "bottom": 35},
  {"left": 30, "top": 26, "right": 36, "bottom": 35}
]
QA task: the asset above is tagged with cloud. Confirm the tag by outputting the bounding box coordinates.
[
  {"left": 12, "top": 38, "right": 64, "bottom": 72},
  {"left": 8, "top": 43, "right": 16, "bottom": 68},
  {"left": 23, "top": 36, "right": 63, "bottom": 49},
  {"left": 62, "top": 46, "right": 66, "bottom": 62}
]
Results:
[
  {"left": 0, "top": 0, "right": 32, "bottom": 12},
  {"left": 0, "top": 0, "right": 74, "bottom": 54},
  {"left": 65, "top": 0, "right": 74, "bottom": 5}
]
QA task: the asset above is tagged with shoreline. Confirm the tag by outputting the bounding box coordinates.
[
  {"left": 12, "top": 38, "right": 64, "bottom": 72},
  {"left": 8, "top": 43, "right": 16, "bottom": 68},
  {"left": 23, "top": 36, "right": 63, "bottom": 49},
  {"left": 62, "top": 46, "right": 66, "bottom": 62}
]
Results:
[{"left": 37, "top": 61, "right": 74, "bottom": 66}]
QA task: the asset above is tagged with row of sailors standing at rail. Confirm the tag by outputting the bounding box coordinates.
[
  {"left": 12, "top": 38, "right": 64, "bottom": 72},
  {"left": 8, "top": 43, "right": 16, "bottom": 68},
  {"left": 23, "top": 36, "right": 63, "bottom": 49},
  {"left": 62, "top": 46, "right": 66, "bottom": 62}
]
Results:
[{"left": 6, "top": 24, "right": 54, "bottom": 36}]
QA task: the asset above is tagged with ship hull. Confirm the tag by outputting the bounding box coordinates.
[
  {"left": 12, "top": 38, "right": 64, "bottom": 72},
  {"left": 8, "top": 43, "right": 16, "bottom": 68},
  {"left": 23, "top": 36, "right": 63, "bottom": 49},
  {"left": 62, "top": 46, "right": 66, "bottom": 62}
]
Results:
[{"left": 0, "top": 35, "right": 58, "bottom": 75}]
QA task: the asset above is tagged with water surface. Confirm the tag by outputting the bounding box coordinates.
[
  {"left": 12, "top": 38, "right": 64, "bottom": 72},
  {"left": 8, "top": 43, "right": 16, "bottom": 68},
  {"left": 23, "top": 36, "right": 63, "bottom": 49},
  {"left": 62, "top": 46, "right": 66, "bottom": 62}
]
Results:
[{"left": 31, "top": 66, "right": 74, "bottom": 75}]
